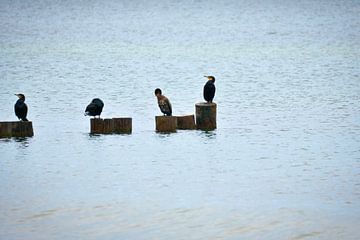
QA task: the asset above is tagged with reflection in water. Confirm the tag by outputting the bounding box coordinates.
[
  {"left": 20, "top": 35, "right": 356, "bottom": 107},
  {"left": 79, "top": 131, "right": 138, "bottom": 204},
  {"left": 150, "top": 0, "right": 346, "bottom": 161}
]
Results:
[
  {"left": 0, "top": 138, "right": 12, "bottom": 144},
  {"left": 156, "top": 132, "right": 174, "bottom": 139},
  {"left": 199, "top": 130, "right": 217, "bottom": 140},
  {"left": 88, "top": 133, "right": 104, "bottom": 139},
  {"left": 13, "top": 137, "right": 31, "bottom": 149}
]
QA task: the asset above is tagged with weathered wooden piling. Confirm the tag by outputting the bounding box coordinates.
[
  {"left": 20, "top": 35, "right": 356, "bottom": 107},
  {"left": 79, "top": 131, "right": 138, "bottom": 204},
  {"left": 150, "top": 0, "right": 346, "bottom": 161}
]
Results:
[
  {"left": 90, "top": 118, "right": 132, "bottom": 134},
  {"left": 195, "top": 103, "right": 217, "bottom": 131},
  {"left": 103, "top": 118, "right": 114, "bottom": 134},
  {"left": 176, "top": 115, "right": 196, "bottom": 130},
  {"left": 90, "top": 118, "right": 104, "bottom": 134},
  {"left": 0, "top": 121, "right": 34, "bottom": 138},
  {"left": 113, "top": 118, "right": 132, "bottom": 134},
  {"left": 155, "top": 116, "right": 177, "bottom": 133}
]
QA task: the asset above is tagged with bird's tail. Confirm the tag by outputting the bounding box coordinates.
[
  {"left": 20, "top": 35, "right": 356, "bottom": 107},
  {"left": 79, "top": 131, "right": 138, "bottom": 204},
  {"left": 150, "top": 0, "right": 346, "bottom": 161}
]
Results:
[{"left": 22, "top": 118, "right": 29, "bottom": 121}]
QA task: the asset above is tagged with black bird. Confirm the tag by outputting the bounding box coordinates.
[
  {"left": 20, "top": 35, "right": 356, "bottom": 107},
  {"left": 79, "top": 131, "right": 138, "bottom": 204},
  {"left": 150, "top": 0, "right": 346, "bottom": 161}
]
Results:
[
  {"left": 203, "top": 76, "right": 216, "bottom": 103},
  {"left": 84, "top": 98, "right": 104, "bottom": 118},
  {"left": 154, "top": 88, "right": 172, "bottom": 116},
  {"left": 14, "top": 93, "right": 28, "bottom": 121}
]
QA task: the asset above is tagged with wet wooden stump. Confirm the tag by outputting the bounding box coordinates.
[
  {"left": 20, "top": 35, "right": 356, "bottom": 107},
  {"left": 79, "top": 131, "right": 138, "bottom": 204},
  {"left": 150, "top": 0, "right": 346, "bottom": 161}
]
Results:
[
  {"left": 113, "top": 118, "right": 132, "bottom": 134},
  {"left": 90, "top": 118, "right": 104, "bottom": 134},
  {"left": 103, "top": 119, "right": 114, "bottom": 134},
  {"left": 90, "top": 118, "right": 132, "bottom": 134},
  {"left": 195, "top": 103, "right": 217, "bottom": 131},
  {"left": 0, "top": 121, "right": 34, "bottom": 138},
  {"left": 176, "top": 115, "right": 196, "bottom": 130},
  {"left": 155, "top": 116, "right": 177, "bottom": 133}
]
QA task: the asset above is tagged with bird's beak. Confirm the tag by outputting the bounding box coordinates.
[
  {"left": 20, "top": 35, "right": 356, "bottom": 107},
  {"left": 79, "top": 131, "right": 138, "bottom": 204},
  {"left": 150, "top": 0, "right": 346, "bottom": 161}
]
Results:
[{"left": 14, "top": 94, "right": 19, "bottom": 98}]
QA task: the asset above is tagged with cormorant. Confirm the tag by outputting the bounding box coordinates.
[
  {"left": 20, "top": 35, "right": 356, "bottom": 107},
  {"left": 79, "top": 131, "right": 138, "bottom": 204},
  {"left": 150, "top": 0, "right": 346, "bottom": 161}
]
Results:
[
  {"left": 203, "top": 75, "right": 216, "bottom": 103},
  {"left": 84, "top": 98, "right": 104, "bottom": 118},
  {"left": 154, "top": 88, "right": 172, "bottom": 116},
  {"left": 14, "top": 93, "right": 28, "bottom": 121}
]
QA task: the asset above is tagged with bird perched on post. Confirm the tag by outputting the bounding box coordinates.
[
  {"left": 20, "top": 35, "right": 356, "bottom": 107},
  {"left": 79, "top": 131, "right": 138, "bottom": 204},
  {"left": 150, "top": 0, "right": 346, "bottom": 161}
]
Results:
[
  {"left": 14, "top": 93, "right": 28, "bottom": 121},
  {"left": 154, "top": 88, "right": 172, "bottom": 116},
  {"left": 203, "top": 76, "right": 216, "bottom": 103},
  {"left": 84, "top": 98, "right": 104, "bottom": 118}
]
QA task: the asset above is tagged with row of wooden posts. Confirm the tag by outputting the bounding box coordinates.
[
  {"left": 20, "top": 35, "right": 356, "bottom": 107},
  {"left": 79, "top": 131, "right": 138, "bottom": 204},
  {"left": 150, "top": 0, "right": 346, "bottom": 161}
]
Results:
[
  {"left": 0, "top": 103, "right": 216, "bottom": 138},
  {"left": 91, "top": 102, "right": 217, "bottom": 134}
]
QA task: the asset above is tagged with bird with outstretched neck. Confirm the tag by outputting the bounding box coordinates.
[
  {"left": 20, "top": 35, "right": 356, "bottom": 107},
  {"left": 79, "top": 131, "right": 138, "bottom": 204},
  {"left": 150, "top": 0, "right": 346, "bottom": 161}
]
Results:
[
  {"left": 154, "top": 88, "right": 172, "bottom": 116},
  {"left": 14, "top": 93, "right": 28, "bottom": 121},
  {"left": 203, "top": 76, "right": 216, "bottom": 103},
  {"left": 84, "top": 98, "right": 104, "bottom": 118}
]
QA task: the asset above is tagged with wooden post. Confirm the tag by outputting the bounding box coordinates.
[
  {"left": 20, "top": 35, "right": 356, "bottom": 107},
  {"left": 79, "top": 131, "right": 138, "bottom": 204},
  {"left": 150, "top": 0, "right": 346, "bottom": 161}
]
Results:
[
  {"left": 195, "top": 103, "right": 217, "bottom": 130},
  {"left": 113, "top": 118, "right": 132, "bottom": 134},
  {"left": 90, "top": 118, "right": 132, "bottom": 134},
  {"left": 0, "top": 121, "right": 34, "bottom": 138},
  {"left": 103, "top": 118, "right": 114, "bottom": 134},
  {"left": 0, "top": 122, "right": 12, "bottom": 138},
  {"left": 155, "top": 116, "right": 177, "bottom": 133},
  {"left": 90, "top": 118, "right": 104, "bottom": 134},
  {"left": 176, "top": 115, "right": 196, "bottom": 130}
]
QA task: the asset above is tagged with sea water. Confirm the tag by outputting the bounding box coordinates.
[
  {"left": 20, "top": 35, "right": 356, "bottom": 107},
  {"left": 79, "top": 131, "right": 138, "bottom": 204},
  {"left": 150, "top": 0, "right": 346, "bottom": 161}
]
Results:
[{"left": 0, "top": 0, "right": 359, "bottom": 239}]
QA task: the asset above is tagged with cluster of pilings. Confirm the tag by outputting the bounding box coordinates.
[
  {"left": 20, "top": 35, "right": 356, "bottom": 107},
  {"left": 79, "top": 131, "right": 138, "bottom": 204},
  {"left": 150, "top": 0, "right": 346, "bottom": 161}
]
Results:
[
  {"left": 155, "top": 102, "right": 216, "bottom": 133},
  {"left": 0, "top": 102, "right": 216, "bottom": 138}
]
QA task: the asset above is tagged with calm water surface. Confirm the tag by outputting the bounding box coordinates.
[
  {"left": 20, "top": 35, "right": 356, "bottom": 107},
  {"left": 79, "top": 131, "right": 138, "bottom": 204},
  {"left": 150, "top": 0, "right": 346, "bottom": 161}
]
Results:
[{"left": 0, "top": 0, "right": 359, "bottom": 239}]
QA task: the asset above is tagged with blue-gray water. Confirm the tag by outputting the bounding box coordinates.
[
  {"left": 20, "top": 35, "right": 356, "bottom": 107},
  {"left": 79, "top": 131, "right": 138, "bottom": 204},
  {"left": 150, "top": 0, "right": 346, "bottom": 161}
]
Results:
[{"left": 1, "top": 0, "right": 359, "bottom": 239}]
